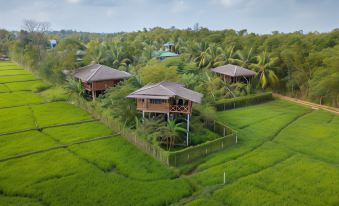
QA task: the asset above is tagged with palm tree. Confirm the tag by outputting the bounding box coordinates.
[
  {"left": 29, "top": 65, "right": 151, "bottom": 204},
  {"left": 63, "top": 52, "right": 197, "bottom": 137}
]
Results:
[
  {"left": 195, "top": 43, "right": 222, "bottom": 69},
  {"left": 65, "top": 78, "right": 84, "bottom": 98},
  {"left": 107, "top": 44, "right": 131, "bottom": 70},
  {"left": 215, "top": 45, "right": 238, "bottom": 66},
  {"left": 141, "top": 44, "right": 156, "bottom": 62},
  {"left": 250, "top": 51, "right": 279, "bottom": 89},
  {"left": 234, "top": 47, "right": 256, "bottom": 68},
  {"left": 88, "top": 45, "right": 106, "bottom": 64},
  {"left": 157, "top": 120, "right": 186, "bottom": 150}
]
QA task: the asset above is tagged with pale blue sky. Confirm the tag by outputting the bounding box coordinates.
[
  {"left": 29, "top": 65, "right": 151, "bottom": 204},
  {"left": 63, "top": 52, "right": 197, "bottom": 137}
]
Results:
[{"left": 0, "top": 0, "right": 338, "bottom": 33}]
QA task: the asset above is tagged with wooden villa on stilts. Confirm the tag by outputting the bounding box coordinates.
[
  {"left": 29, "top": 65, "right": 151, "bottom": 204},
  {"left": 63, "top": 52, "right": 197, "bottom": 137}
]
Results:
[
  {"left": 73, "top": 64, "right": 131, "bottom": 100},
  {"left": 127, "top": 81, "right": 203, "bottom": 146},
  {"left": 211, "top": 64, "right": 256, "bottom": 84}
]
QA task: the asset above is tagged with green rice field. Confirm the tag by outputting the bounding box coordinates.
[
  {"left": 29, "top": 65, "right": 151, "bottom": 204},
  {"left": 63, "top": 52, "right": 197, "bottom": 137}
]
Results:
[{"left": 0, "top": 61, "right": 338, "bottom": 206}]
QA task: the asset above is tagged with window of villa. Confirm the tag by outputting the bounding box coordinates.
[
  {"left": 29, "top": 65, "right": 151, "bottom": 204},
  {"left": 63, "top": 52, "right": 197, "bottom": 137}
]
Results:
[{"left": 150, "top": 99, "right": 166, "bottom": 104}]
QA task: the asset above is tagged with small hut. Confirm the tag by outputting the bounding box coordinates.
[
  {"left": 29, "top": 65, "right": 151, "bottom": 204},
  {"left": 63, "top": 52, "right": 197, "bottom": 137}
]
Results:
[
  {"left": 127, "top": 81, "right": 203, "bottom": 145},
  {"left": 164, "top": 42, "right": 175, "bottom": 51},
  {"left": 73, "top": 64, "right": 131, "bottom": 100},
  {"left": 153, "top": 51, "right": 179, "bottom": 60},
  {"left": 211, "top": 64, "right": 256, "bottom": 83},
  {"left": 49, "top": 39, "right": 57, "bottom": 48}
]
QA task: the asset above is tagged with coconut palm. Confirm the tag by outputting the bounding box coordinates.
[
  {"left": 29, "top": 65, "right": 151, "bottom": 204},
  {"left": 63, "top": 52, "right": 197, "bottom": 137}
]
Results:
[
  {"left": 65, "top": 78, "right": 84, "bottom": 98},
  {"left": 250, "top": 51, "right": 279, "bottom": 89},
  {"left": 215, "top": 45, "right": 239, "bottom": 66},
  {"left": 234, "top": 47, "right": 256, "bottom": 68},
  {"left": 195, "top": 43, "right": 222, "bottom": 69},
  {"left": 107, "top": 44, "right": 131, "bottom": 70},
  {"left": 157, "top": 120, "right": 187, "bottom": 150},
  {"left": 88, "top": 45, "right": 107, "bottom": 64}
]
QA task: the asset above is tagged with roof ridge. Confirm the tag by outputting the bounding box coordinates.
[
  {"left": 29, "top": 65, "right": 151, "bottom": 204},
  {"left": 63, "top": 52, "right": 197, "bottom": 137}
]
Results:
[
  {"left": 129, "top": 83, "right": 159, "bottom": 95},
  {"left": 159, "top": 84, "right": 176, "bottom": 96},
  {"left": 87, "top": 64, "right": 102, "bottom": 81}
]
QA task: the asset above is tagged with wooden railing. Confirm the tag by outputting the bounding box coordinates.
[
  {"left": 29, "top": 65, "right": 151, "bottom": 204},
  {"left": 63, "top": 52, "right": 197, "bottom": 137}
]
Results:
[{"left": 169, "top": 105, "right": 190, "bottom": 113}]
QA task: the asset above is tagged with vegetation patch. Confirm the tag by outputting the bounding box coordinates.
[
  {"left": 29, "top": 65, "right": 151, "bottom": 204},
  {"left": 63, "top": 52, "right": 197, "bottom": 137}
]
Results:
[
  {"left": 4, "top": 80, "right": 49, "bottom": 92},
  {"left": 69, "top": 137, "right": 176, "bottom": 180},
  {"left": 0, "top": 69, "right": 30, "bottom": 76},
  {"left": 0, "top": 196, "right": 42, "bottom": 206},
  {"left": 0, "top": 106, "right": 36, "bottom": 134},
  {"left": 214, "top": 92, "right": 273, "bottom": 111},
  {"left": 43, "top": 121, "right": 113, "bottom": 144},
  {"left": 39, "top": 86, "right": 68, "bottom": 102},
  {"left": 0, "top": 131, "right": 57, "bottom": 159},
  {"left": 0, "top": 75, "right": 37, "bottom": 83},
  {"left": 0, "top": 91, "right": 45, "bottom": 108},
  {"left": 0, "top": 84, "right": 9, "bottom": 92},
  {"left": 31, "top": 102, "right": 93, "bottom": 127}
]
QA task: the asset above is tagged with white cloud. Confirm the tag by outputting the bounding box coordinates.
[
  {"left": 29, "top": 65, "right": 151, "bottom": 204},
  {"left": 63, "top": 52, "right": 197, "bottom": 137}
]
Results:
[
  {"left": 219, "top": 0, "right": 237, "bottom": 7},
  {"left": 218, "top": 0, "right": 250, "bottom": 8},
  {"left": 106, "top": 8, "right": 114, "bottom": 17},
  {"left": 66, "top": 0, "right": 81, "bottom": 4},
  {"left": 171, "top": 0, "right": 189, "bottom": 13}
]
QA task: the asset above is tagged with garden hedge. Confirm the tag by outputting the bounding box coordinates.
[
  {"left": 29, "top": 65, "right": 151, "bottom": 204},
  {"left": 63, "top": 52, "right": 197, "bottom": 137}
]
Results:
[{"left": 214, "top": 92, "right": 273, "bottom": 111}]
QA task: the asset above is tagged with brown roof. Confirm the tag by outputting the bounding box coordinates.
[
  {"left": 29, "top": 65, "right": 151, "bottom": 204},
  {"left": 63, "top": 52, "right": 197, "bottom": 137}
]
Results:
[
  {"left": 127, "top": 81, "right": 203, "bottom": 103},
  {"left": 73, "top": 64, "right": 131, "bottom": 82},
  {"left": 211, "top": 64, "right": 256, "bottom": 77}
]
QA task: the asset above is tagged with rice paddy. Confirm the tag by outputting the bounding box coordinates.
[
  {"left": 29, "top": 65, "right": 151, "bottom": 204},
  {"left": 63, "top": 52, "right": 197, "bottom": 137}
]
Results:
[
  {"left": 1, "top": 61, "right": 338, "bottom": 206},
  {"left": 0, "top": 62, "right": 193, "bottom": 206}
]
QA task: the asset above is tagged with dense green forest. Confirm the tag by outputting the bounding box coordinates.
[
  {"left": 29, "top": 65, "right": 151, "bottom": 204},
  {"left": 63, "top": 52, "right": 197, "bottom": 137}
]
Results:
[{"left": 0, "top": 24, "right": 338, "bottom": 112}]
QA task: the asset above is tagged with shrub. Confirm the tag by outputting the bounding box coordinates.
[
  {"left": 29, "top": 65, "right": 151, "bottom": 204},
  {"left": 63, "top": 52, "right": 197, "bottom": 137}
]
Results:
[
  {"left": 214, "top": 92, "right": 273, "bottom": 111},
  {"left": 32, "top": 82, "right": 51, "bottom": 92}
]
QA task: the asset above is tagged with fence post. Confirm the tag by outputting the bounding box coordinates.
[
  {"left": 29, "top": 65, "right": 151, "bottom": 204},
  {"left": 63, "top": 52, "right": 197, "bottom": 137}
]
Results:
[
  {"left": 223, "top": 171, "right": 226, "bottom": 185},
  {"left": 175, "top": 155, "right": 177, "bottom": 167},
  {"left": 236, "top": 133, "right": 238, "bottom": 144},
  {"left": 205, "top": 148, "right": 208, "bottom": 155},
  {"left": 222, "top": 141, "right": 224, "bottom": 149},
  {"left": 223, "top": 127, "right": 226, "bottom": 137}
]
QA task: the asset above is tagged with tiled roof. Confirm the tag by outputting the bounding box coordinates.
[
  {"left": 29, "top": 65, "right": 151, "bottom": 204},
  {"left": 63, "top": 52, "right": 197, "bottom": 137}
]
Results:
[
  {"left": 73, "top": 64, "right": 131, "bottom": 82},
  {"left": 211, "top": 64, "right": 256, "bottom": 77},
  {"left": 127, "top": 81, "right": 203, "bottom": 103}
]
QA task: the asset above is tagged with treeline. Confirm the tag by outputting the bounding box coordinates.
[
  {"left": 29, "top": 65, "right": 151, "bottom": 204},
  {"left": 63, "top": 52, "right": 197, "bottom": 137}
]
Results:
[{"left": 1, "top": 23, "right": 338, "bottom": 107}]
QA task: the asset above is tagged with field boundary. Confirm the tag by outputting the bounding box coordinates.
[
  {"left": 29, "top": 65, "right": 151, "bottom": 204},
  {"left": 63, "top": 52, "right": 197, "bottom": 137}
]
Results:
[
  {"left": 0, "top": 79, "right": 42, "bottom": 84},
  {"left": 0, "top": 134, "right": 119, "bottom": 162},
  {"left": 214, "top": 92, "right": 273, "bottom": 111},
  {"left": 273, "top": 93, "right": 339, "bottom": 115},
  {"left": 0, "top": 73, "right": 31, "bottom": 77},
  {"left": 0, "top": 119, "right": 97, "bottom": 137},
  {"left": 0, "top": 100, "right": 64, "bottom": 110}
]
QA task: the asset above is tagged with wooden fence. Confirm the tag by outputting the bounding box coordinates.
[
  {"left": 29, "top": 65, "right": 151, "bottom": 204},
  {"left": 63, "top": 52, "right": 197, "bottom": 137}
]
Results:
[{"left": 71, "top": 96, "right": 237, "bottom": 167}]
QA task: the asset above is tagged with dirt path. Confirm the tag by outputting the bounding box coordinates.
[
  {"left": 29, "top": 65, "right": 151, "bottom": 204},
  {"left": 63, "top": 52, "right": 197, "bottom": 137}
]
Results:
[{"left": 273, "top": 93, "right": 339, "bottom": 115}]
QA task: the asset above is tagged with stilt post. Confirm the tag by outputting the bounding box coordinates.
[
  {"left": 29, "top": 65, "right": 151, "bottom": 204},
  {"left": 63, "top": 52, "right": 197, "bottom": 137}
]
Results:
[{"left": 186, "top": 113, "right": 190, "bottom": 146}]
